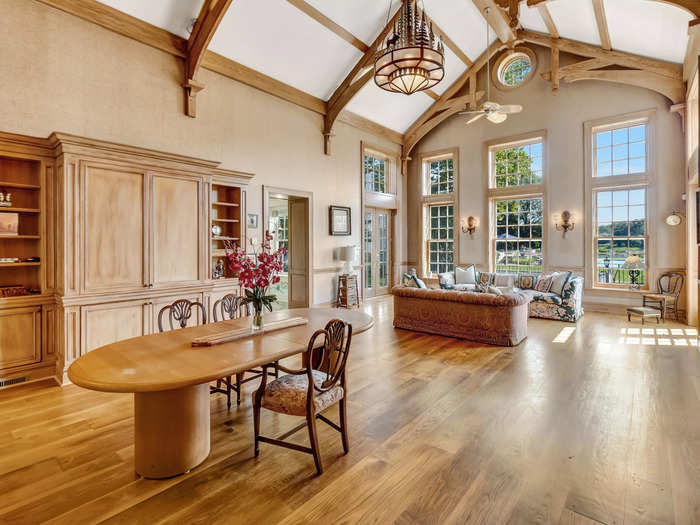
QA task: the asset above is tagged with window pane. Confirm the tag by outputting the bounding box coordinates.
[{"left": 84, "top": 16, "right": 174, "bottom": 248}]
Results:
[
  {"left": 598, "top": 192, "right": 612, "bottom": 207},
  {"left": 597, "top": 130, "right": 612, "bottom": 147},
  {"left": 492, "top": 140, "right": 543, "bottom": 188},
  {"left": 427, "top": 159, "right": 454, "bottom": 195},
  {"left": 612, "top": 127, "right": 628, "bottom": 145},
  {"left": 493, "top": 197, "right": 543, "bottom": 273},
  {"left": 629, "top": 124, "right": 645, "bottom": 142},
  {"left": 595, "top": 123, "right": 647, "bottom": 177}
]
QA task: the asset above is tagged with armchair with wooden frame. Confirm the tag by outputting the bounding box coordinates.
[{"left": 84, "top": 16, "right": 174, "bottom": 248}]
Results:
[
  {"left": 211, "top": 293, "right": 278, "bottom": 407},
  {"left": 642, "top": 272, "right": 684, "bottom": 321},
  {"left": 252, "top": 319, "right": 352, "bottom": 475}
]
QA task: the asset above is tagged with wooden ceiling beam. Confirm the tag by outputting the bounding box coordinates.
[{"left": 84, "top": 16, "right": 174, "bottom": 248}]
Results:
[
  {"left": 537, "top": 4, "right": 559, "bottom": 38},
  {"left": 431, "top": 20, "right": 474, "bottom": 67},
  {"left": 592, "top": 0, "right": 612, "bottom": 51},
  {"left": 519, "top": 29, "right": 683, "bottom": 80},
  {"left": 473, "top": 0, "right": 517, "bottom": 43},
  {"left": 184, "top": 0, "right": 234, "bottom": 117},
  {"left": 286, "top": 0, "right": 368, "bottom": 53},
  {"left": 323, "top": 7, "right": 403, "bottom": 154}
]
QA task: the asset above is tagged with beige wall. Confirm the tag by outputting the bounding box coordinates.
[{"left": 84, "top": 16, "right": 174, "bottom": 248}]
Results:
[
  {"left": 0, "top": 0, "right": 400, "bottom": 305},
  {"left": 408, "top": 46, "right": 686, "bottom": 304}
]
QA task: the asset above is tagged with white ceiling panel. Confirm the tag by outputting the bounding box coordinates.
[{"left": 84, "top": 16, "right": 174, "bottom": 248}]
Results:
[
  {"left": 605, "top": 0, "right": 692, "bottom": 63},
  {"left": 426, "top": 0, "right": 496, "bottom": 62},
  {"left": 304, "top": 0, "right": 400, "bottom": 47},
  {"left": 210, "top": 0, "right": 363, "bottom": 100},
  {"left": 518, "top": 4, "right": 549, "bottom": 33},
  {"left": 97, "top": 0, "right": 204, "bottom": 38},
  {"left": 432, "top": 47, "right": 469, "bottom": 96},
  {"left": 548, "top": 0, "right": 601, "bottom": 46},
  {"left": 346, "top": 81, "right": 434, "bottom": 133}
]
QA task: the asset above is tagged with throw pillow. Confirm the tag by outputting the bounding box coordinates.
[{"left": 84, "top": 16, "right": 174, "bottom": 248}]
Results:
[
  {"left": 549, "top": 271, "right": 572, "bottom": 296},
  {"left": 518, "top": 274, "right": 539, "bottom": 290},
  {"left": 403, "top": 273, "right": 418, "bottom": 287},
  {"left": 477, "top": 272, "right": 493, "bottom": 285},
  {"left": 487, "top": 285, "right": 503, "bottom": 296},
  {"left": 438, "top": 271, "right": 455, "bottom": 289},
  {"left": 493, "top": 273, "right": 516, "bottom": 288},
  {"left": 535, "top": 274, "right": 554, "bottom": 292},
  {"left": 455, "top": 265, "right": 477, "bottom": 285},
  {"left": 474, "top": 282, "right": 489, "bottom": 293},
  {"left": 414, "top": 277, "right": 428, "bottom": 289}
]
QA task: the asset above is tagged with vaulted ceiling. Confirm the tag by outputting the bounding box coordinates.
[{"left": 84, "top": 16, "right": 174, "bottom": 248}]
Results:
[{"left": 93, "top": 0, "right": 695, "bottom": 136}]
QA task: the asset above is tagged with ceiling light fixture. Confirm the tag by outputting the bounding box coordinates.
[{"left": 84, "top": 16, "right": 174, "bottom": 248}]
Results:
[{"left": 374, "top": 0, "right": 445, "bottom": 95}]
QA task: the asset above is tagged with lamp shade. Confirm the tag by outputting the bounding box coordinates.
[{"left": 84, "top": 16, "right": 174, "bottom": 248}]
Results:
[
  {"left": 622, "top": 255, "right": 646, "bottom": 270},
  {"left": 339, "top": 245, "right": 356, "bottom": 262}
]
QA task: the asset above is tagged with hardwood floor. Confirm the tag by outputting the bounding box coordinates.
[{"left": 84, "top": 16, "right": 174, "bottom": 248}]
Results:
[{"left": 1, "top": 296, "right": 699, "bottom": 524}]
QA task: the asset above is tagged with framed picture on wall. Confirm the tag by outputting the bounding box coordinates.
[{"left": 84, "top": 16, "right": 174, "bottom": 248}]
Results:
[
  {"left": 329, "top": 205, "right": 351, "bottom": 236},
  {"left": 247, "top": 213, "right": 258, "bottom": 229}
]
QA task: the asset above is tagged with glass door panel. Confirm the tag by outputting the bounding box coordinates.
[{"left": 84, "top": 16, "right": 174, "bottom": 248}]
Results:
[{"left": 364, "top": 207, "right": 391, "bottom": 298}]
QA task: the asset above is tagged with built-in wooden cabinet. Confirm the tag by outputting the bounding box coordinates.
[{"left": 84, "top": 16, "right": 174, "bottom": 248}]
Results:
[{"left": 0, "top": 131, "right": 253, "bottom": 387}]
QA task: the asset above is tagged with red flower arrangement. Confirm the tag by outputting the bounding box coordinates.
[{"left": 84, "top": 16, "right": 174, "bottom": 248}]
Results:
[{"left": 225, "top": 231, "right": 286, "bottom": 325}]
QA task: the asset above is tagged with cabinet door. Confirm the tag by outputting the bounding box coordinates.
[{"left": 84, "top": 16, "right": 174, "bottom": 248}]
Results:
[
  {"left": 82, "top": 163, "right": 148, "bottom": 293},
  {"left": 81, "top": 300, "right": 150, "bottom": 353},
  {"left": 151, "top": 174, "right": 202, "bottom": 287},
  {"left": 0, "top": 307, "right": 41, "bottom": 370},
  {"left": 152, "top": 293, "right": 205, "bottom": 333}
]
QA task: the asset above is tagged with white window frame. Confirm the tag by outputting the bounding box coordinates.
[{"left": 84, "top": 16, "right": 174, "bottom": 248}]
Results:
[
  {"left": 486, "top": 130, "right": 548, "bottom": 274},
  {"left": 419, "top": 148, "right": 459, "bottom": 277},
  {"left": 584, "top": 109, "right": 656, "bottom": 291}
]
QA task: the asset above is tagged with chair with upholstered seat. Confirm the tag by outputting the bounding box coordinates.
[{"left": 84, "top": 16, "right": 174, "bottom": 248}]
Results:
[
  {"left": 211, "top": 293, "right": 277, "bottom": 407},
  {"left": 643, "top": 272, "right": 684, "bottom": 321},
  {"left": 252, "top": 318, "right": 352, "bottom": 475}
]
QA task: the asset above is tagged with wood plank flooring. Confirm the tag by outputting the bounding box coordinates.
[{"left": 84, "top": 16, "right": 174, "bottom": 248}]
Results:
[{"left": 1, "top": 296, "right": 699, "bottom": 524}]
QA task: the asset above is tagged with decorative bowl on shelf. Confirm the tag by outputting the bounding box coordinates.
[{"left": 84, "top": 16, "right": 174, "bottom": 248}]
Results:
[{"left": 211, "top": 224, "right": 222, "bottom": 237}]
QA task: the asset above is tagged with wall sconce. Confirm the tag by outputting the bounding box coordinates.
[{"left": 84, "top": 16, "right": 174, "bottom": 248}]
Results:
[
  {"left": 461, "top": 216, "right": 478, "bottom": 237},
  {"left": 555, "top": 210, "right": 575, "bottom": 236}
]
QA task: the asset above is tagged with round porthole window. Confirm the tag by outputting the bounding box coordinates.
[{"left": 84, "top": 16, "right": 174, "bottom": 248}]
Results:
[{"left": 492, "top": 46, "right": 537, "bottom": 91}]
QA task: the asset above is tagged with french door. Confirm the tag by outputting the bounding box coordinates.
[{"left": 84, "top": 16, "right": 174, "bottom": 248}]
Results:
[{"left": 363, "top": 207, "right": 391, "bottom": 298}]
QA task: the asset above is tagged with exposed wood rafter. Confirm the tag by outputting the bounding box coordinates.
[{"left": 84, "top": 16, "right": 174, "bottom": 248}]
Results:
[
  {"left": 185, "top": 0, "right": 234, "bottom": 117},
  {"left": 551, "top": 47, "right": 559, "bottom": 94},
  {"left": 592, "top": 0, "right": 612, "bottom": 51},
  {"left": 286, "top": 0, "right": 368, "bottom": 53},
  {"left": 537, "top": 4, "right": 559, "bottom": 38},
  {"left": 323, "top": 8, "right": 403, "bottom": 155},
  {"left": 474, "top": 0, "right": 518, "bottom": 43},
  {"left": 431, "top": 20, "right": 474, "bottom": 67}
]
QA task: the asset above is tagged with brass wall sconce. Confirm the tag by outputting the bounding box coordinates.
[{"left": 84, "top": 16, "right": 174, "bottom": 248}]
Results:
[
  {"left": 462, "top": 216, "right": 478, "bottom": 237},
  {"left": 555, "top": 210, "right": 575, "bottom": 236}
]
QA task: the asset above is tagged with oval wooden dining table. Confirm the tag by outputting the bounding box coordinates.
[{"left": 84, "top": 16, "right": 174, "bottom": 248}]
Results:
[{"left": 68, "top": 307, "right": 374, "bottom": 479}]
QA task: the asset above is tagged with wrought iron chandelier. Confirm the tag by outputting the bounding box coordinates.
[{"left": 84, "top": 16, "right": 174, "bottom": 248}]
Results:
[{"left": 374, "top": 0, "right": 445, "bottom": 95}]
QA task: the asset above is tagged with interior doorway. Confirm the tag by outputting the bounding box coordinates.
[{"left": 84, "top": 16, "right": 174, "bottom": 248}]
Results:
[
  {"left": 263, "top": 187, "right": 312, "bottom": 310},
  {"left": 363, "top": 207, "right": 392, "bottom": 298}
]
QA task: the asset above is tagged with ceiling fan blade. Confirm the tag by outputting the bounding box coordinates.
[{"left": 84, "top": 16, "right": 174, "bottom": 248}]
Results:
[
  {"left": 486, "top": 112, "right": 508, "bottom": 124},
  {"left": 466, "top": 113, "right": 486, "bottom": 124},
  {"left": 499, "top": 104, "right": 523, "bottom": 114}
]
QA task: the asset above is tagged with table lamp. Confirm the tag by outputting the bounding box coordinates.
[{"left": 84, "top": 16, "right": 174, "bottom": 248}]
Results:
[{"left": 339, "top": 245, "right": 356, "bottom": 275}]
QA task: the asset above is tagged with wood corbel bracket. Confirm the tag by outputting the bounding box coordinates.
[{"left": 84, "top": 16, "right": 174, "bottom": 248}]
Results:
[
  {"left": 671, "top": 103, "right": 686, "bottom": 131},
  {"left": 184, "top": 79, "right": 205, "bottom": 118}
]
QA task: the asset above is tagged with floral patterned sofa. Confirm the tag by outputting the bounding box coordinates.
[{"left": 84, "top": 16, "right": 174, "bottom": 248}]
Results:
[
  {"left": 436, "top": 267, "right": 584, "bottom": 323},
  {"left": 392, "top": 286, "right": 529, "bottom": 346}
]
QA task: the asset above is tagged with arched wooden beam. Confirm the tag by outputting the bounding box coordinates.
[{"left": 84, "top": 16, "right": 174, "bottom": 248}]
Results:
[
  {"left": 184, "top": 0, "right": 234, "bottom": 117},
  {"left": 323, "top": 8, "right": 403, "bottom": 154}
]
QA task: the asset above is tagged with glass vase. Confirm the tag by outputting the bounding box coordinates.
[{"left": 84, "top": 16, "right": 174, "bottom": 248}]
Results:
[{"left": 252, "top": 303, "right": 264, "bottom": 331}]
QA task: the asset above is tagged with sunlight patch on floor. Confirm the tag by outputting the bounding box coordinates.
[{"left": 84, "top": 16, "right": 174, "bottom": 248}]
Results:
[
  {"left": 613, "top": 329, "right": 699, "bottom": 347},
  {"left": 553, "top": 327, "right": 576, "bottom": 343}
]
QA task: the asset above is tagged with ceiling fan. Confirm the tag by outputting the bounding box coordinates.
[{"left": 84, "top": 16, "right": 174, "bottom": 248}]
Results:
[{"left": 458, "top": 7, "right": 522, "bottom": 125}]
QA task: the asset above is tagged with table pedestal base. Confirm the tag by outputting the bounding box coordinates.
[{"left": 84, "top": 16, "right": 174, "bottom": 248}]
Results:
[{"left": 134, "top": 383, "right": 210, "bottom": 479}]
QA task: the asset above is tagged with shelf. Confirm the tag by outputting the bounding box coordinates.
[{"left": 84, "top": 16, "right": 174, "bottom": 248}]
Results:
[
  {"left": 212, "top": 202, "right": 239, "bottom": 207},
  {"left": 0, "top": 207, "right": 40, "bottom": 213},
  {"left": 0, "top": 262, "right": 40, "bottom": 268},
  {"left": 212, "top": 218, "right": 239, "bottom": 223},
  {"left": 0, "top": 235, "right": 40, "bottom": 239},
  {"left": 212, "top": 236, "right": 240, "bottom": 241},
  {"left": 0, "top": 181, "right": 40, "bottom": 190}
]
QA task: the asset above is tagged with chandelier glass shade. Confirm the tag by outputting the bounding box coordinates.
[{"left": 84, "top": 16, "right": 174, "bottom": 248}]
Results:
[{"left": 374, "top": 0, "right": 445, "bottom": 95}]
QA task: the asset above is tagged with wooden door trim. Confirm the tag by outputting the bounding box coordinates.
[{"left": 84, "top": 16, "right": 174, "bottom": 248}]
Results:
[{"left": 262, "top": 186, "right": 313, "bottom": 307}]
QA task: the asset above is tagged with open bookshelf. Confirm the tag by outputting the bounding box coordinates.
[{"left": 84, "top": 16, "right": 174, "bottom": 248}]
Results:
[
  {"left": 211, "top": 184, "right": 242, "bottom": 280},
  {"left": 0, "top": 156, "right": 42, "bottom": 296}
]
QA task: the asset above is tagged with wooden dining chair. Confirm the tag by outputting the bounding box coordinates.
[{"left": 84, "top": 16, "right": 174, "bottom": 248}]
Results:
[
  {"left": 157, "top": 298, "right": 207, "bottom": 332},
  {"left": 252, "top": 318, "right": 352, "bottom": 475},
  {"left": 643, "top": 272, "right": 684, "bottom": 321},
  {"left": 211, "top": 294, "right": 278, "bottom": 407}
]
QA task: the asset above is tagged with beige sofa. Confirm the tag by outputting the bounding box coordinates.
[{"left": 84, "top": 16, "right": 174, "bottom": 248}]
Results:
[{"left": 392, "top": 286, "right": 529, "bottom": 346}]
